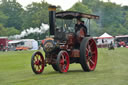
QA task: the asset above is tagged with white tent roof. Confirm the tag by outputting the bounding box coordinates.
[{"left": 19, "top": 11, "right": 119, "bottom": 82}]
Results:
[
  {"left": 8, "top": 39, "right": 36, "bottom": 44},
  {"left": 8, "top": 40, "right": 21, "bottom": 44},
  {"left": 98, "top": 32, "right": 113, "bottom": 39}
]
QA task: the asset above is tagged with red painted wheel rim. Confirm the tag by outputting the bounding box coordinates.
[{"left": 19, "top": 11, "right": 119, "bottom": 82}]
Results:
[
  {"left": 86, "top": 39, "right": 97, "bottom": 70},
  {"left": 33, "top": 53, "right": 44, "bottom": 73},
  {"left": 59, "top": 51, "right": 69, "bottom": 73}
]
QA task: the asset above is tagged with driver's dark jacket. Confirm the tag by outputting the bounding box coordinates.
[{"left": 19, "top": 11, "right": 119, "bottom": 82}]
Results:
[{"left": 75, "top": 24, "right": 87, "bottom": 34}]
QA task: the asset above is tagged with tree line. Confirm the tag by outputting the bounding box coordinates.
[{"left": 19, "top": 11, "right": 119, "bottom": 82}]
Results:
[{"left": 0, "top": 0, "right": 128, "bottom": 39}]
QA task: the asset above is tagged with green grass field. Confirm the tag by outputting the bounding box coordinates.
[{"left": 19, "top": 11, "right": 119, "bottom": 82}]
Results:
[{"left": 0, "top": 48, "right": 128, "bottom": 85}]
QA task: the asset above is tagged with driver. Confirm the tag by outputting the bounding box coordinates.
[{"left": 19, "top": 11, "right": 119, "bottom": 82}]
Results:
[
  {"left": 81, "top": 21, "right": 87, "bottom": 35},
  {"left": 75, "top": 18, "right": 87, "bottom": 35}
]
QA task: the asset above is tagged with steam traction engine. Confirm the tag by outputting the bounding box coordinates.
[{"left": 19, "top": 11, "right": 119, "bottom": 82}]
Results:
[{"left": 31, "top": 6, "right": 99, "bottom": 74}]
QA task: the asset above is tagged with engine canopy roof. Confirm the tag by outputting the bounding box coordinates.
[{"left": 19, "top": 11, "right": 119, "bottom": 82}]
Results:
[{"left": 56, "top": 11, "right": 99, "bottom": 19}]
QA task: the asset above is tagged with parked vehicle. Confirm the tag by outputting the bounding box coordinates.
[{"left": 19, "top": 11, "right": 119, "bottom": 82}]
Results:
[
  {"left": 0, "top": 37, "right": 8, "bottom": 51},
  {"left": 8, "top": 39, "right": 38, "bottom": 51}
]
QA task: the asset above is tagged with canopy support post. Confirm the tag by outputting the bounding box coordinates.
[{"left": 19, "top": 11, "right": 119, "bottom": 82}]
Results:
[{"left": 88, "top": 19, "right": 90, "bottom": 35}]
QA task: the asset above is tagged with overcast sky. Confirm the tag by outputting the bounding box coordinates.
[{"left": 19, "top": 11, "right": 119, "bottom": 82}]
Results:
[
  {"left": 17, "top": 0, "right": 82, "bottom": 10},
  {"left": 102, "top": 0, "right": 128, "bottom": 6},
  {"left": 17, "top": 0, "right": 128, "bottom": 10}
]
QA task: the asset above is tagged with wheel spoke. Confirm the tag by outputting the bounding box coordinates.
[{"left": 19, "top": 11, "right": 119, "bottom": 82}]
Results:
[
  {"left": 35, "top": 65, "right": 38, "bottom": 71},
  {"left": 89, "top": 59, "right": 95, "bottom": 65},
  {"left": 89, "top": 41, "right": 93, "bottom": 47},
  {"left": 60, "top": 59, "right": 64, "bottom": 64},
  {"left": 33, "top": 59, "right": 36, "bottom": 64},
  {"left": 60, "top": 64, "right": 64, "bottom": 71},
  {"left": 34, "top": 61, "right": 37, "bottom": 65},
  {"left": 60, "top": 54, "right": 65, "bottom": 64},
  {"left": 36, "top": 55, "right": 39, "bottom": 61},
  {"left": 61, "top": 54, "right": 65, "bottom": 60},
  {"left": 88, "top": 56, "right": 92, "bottom": 61},
  {"left": 86, "top": 48, "right": 89, "bottom": 56},
  {"left": 87, "top": 43, "right": 90, "bottom": 49},
  {"left": 86, "top": 48, "right": 89, "bottom": 52},
  {"left": 38, "top": 65, "right": 41, "bottom": 70},
  {"left": 88, "top": 45, "right": 91, "bottom": 52}
]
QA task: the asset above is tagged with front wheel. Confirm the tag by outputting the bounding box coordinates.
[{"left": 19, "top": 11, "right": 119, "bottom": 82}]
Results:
[
  {"left": 31, "top": 51, "right": 45, "bottom": 74},
  {"left": 80, "top": 37, "right": 98, "bottom": 71},
  {"left": 56, "top": 51, "right": 70, "bottom": 73}
]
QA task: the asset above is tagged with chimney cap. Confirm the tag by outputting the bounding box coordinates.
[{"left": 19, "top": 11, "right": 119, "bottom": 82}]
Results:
[{"left": 48, "top": 5, "right": 56, "bottom": 11}]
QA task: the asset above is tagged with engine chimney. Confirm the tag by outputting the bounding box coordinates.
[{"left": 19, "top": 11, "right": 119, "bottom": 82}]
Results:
[{"left": 48, "top": 6, "right": 56, "bottom": 35}]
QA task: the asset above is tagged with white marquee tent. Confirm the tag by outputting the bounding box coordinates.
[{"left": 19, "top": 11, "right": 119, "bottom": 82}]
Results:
[{"left": 96, "top": 32, "right": 114, "bottom": 45}]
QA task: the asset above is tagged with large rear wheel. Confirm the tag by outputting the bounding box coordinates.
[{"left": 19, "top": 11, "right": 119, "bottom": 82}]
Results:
[
  {"left": 80, "top": 37, "right": 98, "bottom": 71},
  {"left": 56, "top": 51, "right": 70, "bottom": 73},
  {"left": 31, "top": 51, "right": 45, "bottom": 74}
]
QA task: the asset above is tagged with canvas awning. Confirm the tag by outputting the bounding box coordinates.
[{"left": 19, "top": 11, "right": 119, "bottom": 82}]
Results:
[{"left": 116, "top": 35, "right": 128, "bottom": 38}]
